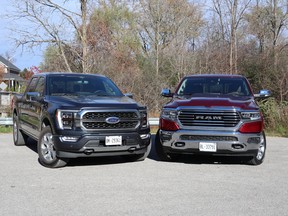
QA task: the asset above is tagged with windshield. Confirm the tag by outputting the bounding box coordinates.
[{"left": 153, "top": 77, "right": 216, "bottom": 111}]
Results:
[
  {"left": 176, "top": 77, "right": 252, "bottom": 97},
  {"left": 48, "top": 75, "right": 123, "bottom": 97}
]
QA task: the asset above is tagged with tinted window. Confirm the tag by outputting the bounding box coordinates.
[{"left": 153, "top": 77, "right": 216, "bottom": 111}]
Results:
[
  {"left": 177, "top": 77, "right": 252, "bottom": 96},
  {"left": 48, "top": 75, "right": 123, "bottom": 96},
  {"left": 35, "top": 77, "right": 45, "bottom": 96},
  {"left": 26, "top": 77, "right": 38, "bottom": 93}
]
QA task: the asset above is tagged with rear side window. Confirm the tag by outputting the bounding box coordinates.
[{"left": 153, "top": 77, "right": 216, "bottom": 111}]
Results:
[{"left": 26, "top": 77, "right": 38, "bottom": 93}]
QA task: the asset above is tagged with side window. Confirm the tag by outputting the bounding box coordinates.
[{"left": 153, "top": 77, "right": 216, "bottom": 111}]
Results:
[
  {"left": 35, "top": 77, "right": 45, "bottom": 96},
  {"left": 26, "top": 77, "right": 38, "bottom": 93}
]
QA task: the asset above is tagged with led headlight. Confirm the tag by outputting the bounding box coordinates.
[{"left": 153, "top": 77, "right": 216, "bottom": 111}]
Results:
[
  {"left": 140, "top": 111, "right": 148, "bottom": 128},
  {"left": 161, "top": 109, "right": 178, "bottom": 121},
  {"left": 56, "top": 110, "right": 78, "bottom": 129},
  {"left": 241, "top": 112, "right": 261, "bottom": 121}
]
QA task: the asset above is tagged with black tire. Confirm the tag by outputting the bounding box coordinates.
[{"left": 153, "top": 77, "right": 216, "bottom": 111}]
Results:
[
  {"left": 13, "top": 113, "right": 28, "bottom": 146},
  {"left": 155, "top": 130, "right": 179, "bottom": 161},
  {"left": 123, "top": 141, "right": 152, "bottom": 162},
  {"left": 37, "top": 126, "right": 68, "bottom": 168},
  {"left": 247, "top": 132, "right": 266, "bottom": 165}
]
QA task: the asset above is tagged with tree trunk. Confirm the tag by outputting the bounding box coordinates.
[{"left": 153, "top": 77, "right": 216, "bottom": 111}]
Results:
[{"left": 81, "top": 0, "right": 88, "bottom": 74}]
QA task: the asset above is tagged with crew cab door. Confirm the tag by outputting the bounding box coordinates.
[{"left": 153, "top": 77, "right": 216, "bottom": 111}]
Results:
[{"left": 19, "top": 76, "right": 45, "bottom": 139}]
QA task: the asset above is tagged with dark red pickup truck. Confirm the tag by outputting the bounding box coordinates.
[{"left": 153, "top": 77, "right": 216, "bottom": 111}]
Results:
[{"left": 156, "top": 74, "right": 271, "bottom": 165}]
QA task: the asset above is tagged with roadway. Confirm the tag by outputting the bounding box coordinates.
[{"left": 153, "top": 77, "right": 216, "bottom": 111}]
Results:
[{"left": 0, "top": 133, "right": 287, "bottom": 216}]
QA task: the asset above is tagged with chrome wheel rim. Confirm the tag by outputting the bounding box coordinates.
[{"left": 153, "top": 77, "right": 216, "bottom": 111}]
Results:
[
  {"left": 40, "top": 132, "right": 56, "bottom": 162},
  {"left": 256, "top": 136, "right": 265, "bottom": 160},
  {"left": 13, "top": 118, "right": 18, "bottom": 142}
]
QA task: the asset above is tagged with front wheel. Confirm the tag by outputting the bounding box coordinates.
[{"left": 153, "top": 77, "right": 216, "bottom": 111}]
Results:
[
  {"left": 155, "top": 130, "right": 179, "bottom": 161},
  {"left": 247, "top": 132, "right": 266, "bottom": 165},
  {"left": 37, "top": 126, "right": 69, "bottom": 168}
]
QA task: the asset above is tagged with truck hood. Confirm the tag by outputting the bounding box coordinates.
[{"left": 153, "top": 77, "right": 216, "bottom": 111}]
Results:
[
  {"left": 47, "top": 95, "right": 142, "bottom": 109},
  {"left": 164, "top": 95, "right": 258, "bottom": 110}
]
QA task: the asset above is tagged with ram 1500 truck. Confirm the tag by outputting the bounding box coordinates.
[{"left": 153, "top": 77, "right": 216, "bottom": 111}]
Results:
[
  {"left": 155, "top": 74, "right": 270, "bottom": 165},
  {"left": 12, "top": 72, "right": 151, "bottom": 168}
]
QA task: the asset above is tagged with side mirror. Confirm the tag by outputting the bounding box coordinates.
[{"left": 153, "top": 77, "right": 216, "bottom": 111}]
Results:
[
  {"left": 254, "top": 89, "right": 271, "bottom": 98},
  {"left": 124, "top": 93, "right": 133, "bottom": 99},
  {"left": 26, "top": 92, "right": 41, "bottom": 101},
  {"left": 161, "top": 88, "right": 173, "bottom": 97}
]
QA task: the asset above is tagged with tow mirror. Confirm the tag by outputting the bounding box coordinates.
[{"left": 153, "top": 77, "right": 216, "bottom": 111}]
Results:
[
  {"left": 26, "top": 92, "right": 41, "bottom": 101},
  {"left": 161, "top": 88, "right": 173, "bottom": 97},
  {"left": 254, "top": 89, "right": 271, "bottom": 98}
]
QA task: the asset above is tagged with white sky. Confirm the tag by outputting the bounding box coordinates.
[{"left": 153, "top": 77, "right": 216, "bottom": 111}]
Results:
[
  {"left": 0, "top": 0, "right": 81, "bottom": 71},
  {"left": 0, "top": 1, "right": 43, "bottom": 70}
]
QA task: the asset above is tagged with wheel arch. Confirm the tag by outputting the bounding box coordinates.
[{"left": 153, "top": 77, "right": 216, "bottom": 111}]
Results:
[{"left": 41, "top": 117, "right": 52, "bottom": 131}]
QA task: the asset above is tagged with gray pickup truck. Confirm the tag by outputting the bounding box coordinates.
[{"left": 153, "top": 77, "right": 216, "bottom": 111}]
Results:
[{"left": 12, "top": 72, "right": 151, "bottom": 168}]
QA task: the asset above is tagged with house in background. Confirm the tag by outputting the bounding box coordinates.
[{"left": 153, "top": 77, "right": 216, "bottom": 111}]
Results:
[{"left": 0, "top": 55, "right": 25, "bottom": 117}]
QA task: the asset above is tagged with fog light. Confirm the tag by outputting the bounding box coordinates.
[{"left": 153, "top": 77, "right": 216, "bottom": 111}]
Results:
[
  {"left": 60, "top": 136, "right": 79, "bottom": 142},
  {"left": 161, "top": 131, "right": 173, "bottom": 141},
  {"left": 247, "top": 137, "right": 260, "bottom": 144}
]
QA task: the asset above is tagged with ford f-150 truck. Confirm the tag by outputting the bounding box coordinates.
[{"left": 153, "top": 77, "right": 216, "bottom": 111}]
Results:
[
  {"left": 155, "top": 74, "right": 270, "bottom": 165},
  {"left": 12, "top": 72, "right": 151, "bottom": 168}
]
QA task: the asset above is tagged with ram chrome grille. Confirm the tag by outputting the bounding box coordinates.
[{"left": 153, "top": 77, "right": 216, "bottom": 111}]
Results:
[
  {"left": 178, "top": 110, "right": 240, "bottom": 127},
  {"left": 81, "top": 111, "right": 139, "bottom": 130}
]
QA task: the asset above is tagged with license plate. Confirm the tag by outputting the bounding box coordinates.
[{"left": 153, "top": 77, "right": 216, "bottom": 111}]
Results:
[
  {"left": 199, "top": 142, "right": 217, "bottom": 152},
  {"left": 105, "top": 136, "right": 122, "bottom": 146}
]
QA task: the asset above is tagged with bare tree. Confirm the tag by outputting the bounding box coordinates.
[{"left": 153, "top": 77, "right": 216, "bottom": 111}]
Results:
[
  {"left": 10, "top": 0, "right": 92, "bottom": 73},
  {"left": 211, "top": 0, "right": 251, "bottom": 74}
]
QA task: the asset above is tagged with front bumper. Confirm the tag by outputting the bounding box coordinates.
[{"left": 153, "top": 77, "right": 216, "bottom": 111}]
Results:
[
  {"left": 159, "top": 129, "right": 264, "bottom": 156},
  {"left": 52, "top": 132, "right": 151, "bottom": 158}
]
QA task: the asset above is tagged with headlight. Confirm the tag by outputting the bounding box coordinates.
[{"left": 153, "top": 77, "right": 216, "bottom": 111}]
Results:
[
  {"left": 161, "top": 109, "right": 178, "bottom": 121},
  {"left": 140, "top": 111, "right": 148, "bottom": 128},
  {"left": 56, "top": 110, "right": 78, "bottom": 129},
  {"left": 240, "top": 112, "right": 261, "bottom": 121}
]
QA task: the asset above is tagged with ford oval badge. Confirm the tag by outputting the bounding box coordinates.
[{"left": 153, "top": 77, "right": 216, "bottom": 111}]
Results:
[{"left": 105, "top": 117, "right": 120, "bottom": 124}]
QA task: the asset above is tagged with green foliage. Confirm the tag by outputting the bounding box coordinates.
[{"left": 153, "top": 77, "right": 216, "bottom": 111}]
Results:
[{"left": 258, "top": 97, "right": 288, "bottom": 137}]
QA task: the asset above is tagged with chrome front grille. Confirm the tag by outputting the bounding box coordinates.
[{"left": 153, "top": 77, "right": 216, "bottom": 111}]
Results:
[
  {"left": 178, "top": 110, "right": 240, "bottom": 127},
  {"left": 81, "top": 111, "right": 139, "bottom": 130}
]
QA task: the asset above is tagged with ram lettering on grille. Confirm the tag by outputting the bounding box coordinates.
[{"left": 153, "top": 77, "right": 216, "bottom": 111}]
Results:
[{"left": 178, "top": 110, "right": 240, "bottom": 127}]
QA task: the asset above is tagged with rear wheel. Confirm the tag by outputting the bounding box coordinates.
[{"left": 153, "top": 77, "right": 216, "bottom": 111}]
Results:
[
  {"left": 38, "top": 126, "right": 68, "bottom": 168},
  {"left": 248, "top": 132, "right": 266, "bottom": 165},
  {"left": 13, "top": 113, "right": 28, "bottom": 146}
]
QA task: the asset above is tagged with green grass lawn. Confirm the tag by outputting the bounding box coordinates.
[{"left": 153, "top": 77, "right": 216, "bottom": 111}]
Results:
[{"left": 0, "top": 126, "right": 13, "bottom": 133}]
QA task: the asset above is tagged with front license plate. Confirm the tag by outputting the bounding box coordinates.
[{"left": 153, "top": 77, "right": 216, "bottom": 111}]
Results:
[
  {"left": 199, "top": 142, "right": 217, "bottom": 152},
  {"left": 105, "top": 136, "right": 122, "bottom": 146}
]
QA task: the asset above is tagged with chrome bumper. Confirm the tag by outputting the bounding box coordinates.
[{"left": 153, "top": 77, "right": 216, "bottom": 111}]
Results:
[{"left": 159, "top": 129, "right": 264, "bottom": 156}]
